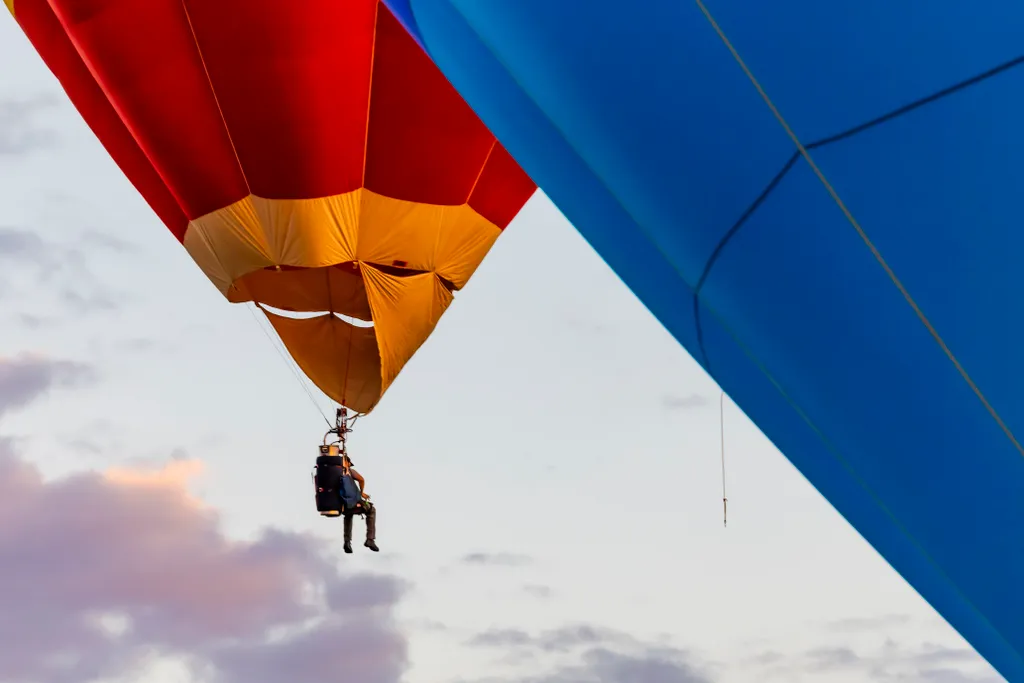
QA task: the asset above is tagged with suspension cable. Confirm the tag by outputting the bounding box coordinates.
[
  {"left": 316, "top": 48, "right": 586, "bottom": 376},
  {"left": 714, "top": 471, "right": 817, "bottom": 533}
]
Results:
[{"left": 246, "top": 302, "right": 332, "bottom": 427}]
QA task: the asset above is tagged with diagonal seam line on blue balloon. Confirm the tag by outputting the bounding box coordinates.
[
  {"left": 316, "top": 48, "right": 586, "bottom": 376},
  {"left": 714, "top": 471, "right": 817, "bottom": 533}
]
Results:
[
  {"left": 693, "top": 51, "right": 1024, "bottom": 368},
  {"left": 691, "top": 0, "right": 1024, "bottom": 464},
  {"left": 693, "top": 53, "right": 1024, "bottom": 314},
  {"left": 692, "top": 0, "right": 1024, "bottom": 672}
]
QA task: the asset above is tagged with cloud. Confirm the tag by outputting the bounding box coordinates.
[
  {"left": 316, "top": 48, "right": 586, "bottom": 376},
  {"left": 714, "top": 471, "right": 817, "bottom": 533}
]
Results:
[
  {"left": 0, "top": 226, "right": 128, "bottom": 316},
  {"left": 462, "top": 625, "right": 712, "bottom": 683},
  {"left": 0, "top": 227, "right": 46, "bottom": 258},
  {"left": 462, "top": 552, "right": 532, "bottom": 567},
  {"left": 805, "top": 640, "right": 996, "bottom": 682},
  {"left": 469, "top": 625, "right": 633, "bottom": 654},
  {"left": 743, "top": 637, "right": 998, "bottom": 683},
  {"left": 0, "top": 227, "right": 136, "bottom": 265},
  {"left": 0, "top": 227, "right": 51, "bottom": 301},
  {"left": 465, "top": 621, "right": 1000, "bottom": 683},
  {"left": 78, "top": 230, "right": 138, "bottom": 254},
  {"left": 531, "top": 648, "right": 712, "bottom": 683},
  {"left": 563, "top": 315, "right": 615, "bottom": 336},
  {"left": 470, "top": 629, "right": 534, "bottom": 649},
  {"left": 13, "top": 312, "right": 55, "bottom": 329},
  {"left": 661, "top": 393, "right": 708, "bottom": 410},
  {"left": 524, "top": 584, "right": 553, "bottom": 599},
  {"left": 0, "top": 95, "right": 59, "bottom": 157},
  {"left": 824, "top": 613, "right": 913, "bottom": 633},
  {"left": 408, "top": 618, "right": 448, "bottom": 633},
  {"left": 0, "top": 442, "right": 409, "bottom": 683},
  {"left": 60, "top": 286, "right": 123, "bottom": 312},
  {"left": 0, "top": 354, "right": 94, "bottom": 419}
]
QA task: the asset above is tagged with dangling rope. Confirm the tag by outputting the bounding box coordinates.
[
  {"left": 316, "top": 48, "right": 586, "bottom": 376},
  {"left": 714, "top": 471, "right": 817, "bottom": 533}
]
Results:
[{"left": 720, "top": 390, "right": 728, "bottom": 528}]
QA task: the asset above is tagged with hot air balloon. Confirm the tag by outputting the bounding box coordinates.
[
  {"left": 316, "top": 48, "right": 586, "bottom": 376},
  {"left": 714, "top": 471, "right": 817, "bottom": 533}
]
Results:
[
  {"left": 385, "top": 0, "right": 1024, "bottom": 679},
  {"left": 5, "top": 0, "right": 536, "bottom": 414}
]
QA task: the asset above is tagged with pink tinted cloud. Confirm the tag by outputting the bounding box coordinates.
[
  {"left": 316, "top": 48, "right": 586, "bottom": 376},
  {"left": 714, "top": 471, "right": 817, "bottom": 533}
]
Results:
[{"left": 0, "top": 441, "right": 408, "bottom": 683}]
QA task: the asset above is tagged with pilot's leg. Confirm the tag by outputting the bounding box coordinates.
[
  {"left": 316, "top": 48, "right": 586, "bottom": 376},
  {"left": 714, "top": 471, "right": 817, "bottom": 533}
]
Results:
[
  {"left": 343, "top": 510, "right": 354, "bottom": 553},
  {"left": 363, "top": 503, "right": 378, "bottom": 551}
]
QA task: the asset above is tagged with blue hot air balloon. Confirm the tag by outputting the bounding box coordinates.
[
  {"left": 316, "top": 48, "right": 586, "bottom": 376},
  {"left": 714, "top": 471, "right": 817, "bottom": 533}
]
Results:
[{"left": 384, "top": 1, "right": 1024, "bottom": 679}]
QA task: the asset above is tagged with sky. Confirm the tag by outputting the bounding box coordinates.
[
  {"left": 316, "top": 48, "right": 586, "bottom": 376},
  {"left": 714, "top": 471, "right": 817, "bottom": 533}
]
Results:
[{"left": 0, "top": 14, "right": 1007, "bottom": 683}]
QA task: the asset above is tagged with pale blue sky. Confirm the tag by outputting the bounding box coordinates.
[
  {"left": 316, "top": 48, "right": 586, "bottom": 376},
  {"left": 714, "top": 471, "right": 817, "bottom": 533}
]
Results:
[{"left": 0, "top": 15, "right": 1002, "bottom": 683}]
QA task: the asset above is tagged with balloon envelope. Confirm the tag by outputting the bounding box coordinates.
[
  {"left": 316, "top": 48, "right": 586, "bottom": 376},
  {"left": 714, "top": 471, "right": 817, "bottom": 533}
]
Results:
[
  {"left": 387, "top": 0, "right": 1024, "bottom": 678},
  {"left": 7, "top": 0, "right": 535, "bottom": 413}
]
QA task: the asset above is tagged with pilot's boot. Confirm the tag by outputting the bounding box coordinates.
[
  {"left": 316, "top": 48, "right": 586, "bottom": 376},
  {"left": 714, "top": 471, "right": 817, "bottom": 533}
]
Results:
[
  {"left": 364, "top": 504, "right": 378, "bottom": 551},
  {"left": 344, "top": 541, "right": 353, "bottom": 553}
]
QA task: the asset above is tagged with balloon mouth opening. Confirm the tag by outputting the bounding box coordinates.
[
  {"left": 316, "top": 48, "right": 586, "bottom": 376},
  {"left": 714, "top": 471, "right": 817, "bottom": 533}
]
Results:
[
  {"left": 259, "top": 303, "right": 375, "bottom": 328},
  {"left": 226, "top": 260, "right": 456, "bottom": 327}
]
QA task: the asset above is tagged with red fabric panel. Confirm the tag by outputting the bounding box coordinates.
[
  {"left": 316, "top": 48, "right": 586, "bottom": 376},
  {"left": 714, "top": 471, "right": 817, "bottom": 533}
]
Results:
[
  {"left": 14, "top": 0, "right": 189, "bottom": 240},
  {"left": 363, "top": 6, "right": 495, "bottom": 205},
  {"left": 25, "top": 0, "right": 534, "bottom": 232},
  {"left": 469, "top": 143, "right": 537, "bottom": 229},
  {"left": 46, "top": 0, "right": 248, "bottom": 219},
  {"left": 181, "top": 0, "right": 375, "bottom": 199}
]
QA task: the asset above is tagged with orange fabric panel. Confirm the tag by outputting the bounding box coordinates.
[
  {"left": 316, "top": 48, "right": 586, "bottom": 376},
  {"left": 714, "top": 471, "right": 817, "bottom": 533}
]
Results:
[
  {"left": 180, "top": 0, "right": 376, "bottom": 199},
  {"left": 46, "top": 0, "right": 249, "bottom": 219},
  {"left": 182, "top": 192, "right": 360, "bottom": 294},
  {"left": 260, "top": 309, "right": 383, "bottom": 414},
  {"left": 230, "top": 264, "right": 372, "bottom": 321},
  {"left": 355, "top": 191, "right": 501, "bottom": 289},
  {"left": 182, "top": 190, "right": 500, "bottom": 297},
  {"left": 360, "top": 264, "right": 453, "bottom": 397},
  {"left": 10, "top": 0, "right": 190, "bottom": 240}
]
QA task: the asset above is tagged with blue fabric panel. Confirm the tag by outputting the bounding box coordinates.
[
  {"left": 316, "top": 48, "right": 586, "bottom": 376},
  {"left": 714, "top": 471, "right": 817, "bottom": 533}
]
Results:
[{"left": 389, "top": 1, "right": 1024, "bottom": 678}]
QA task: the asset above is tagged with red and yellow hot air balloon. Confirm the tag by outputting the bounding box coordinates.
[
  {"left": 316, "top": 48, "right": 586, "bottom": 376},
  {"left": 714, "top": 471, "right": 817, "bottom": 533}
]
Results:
[{"left": 6, "top": 0, "right": 536, "bottom": 413}]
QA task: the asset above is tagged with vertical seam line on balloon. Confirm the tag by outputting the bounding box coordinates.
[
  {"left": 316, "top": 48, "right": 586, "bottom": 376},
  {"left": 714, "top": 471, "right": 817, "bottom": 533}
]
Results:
[
  {"left": 46, "top": 4, "right": 192, "bottom": 220},
  {"left": 180, "top": 0, "right": 253, "bottom": 197},
  {"left": 350, "top": 0, "right": 380, "bottom": 409},
  {"left": 692, "top": 0, "right": 1024, "bottom": 461},
  {"left": 362, "top": 1, "right": 381, "bottom": 187},
  {"left": 179, "top": 2, "right": 324, "bottom": 419}
]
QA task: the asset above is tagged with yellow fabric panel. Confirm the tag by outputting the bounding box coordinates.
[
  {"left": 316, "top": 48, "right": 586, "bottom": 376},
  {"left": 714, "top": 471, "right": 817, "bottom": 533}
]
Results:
[
  {"left": 357, "top": 191, "right": 501, "bottom": 289},
  {"left": 184, "top": 190, "right": 499, "bottom": 412},
  {"left": 360, "top": 263, "right": 454, "bottom": 396},
  {"left": 183, "top": 199, "right": 278, "bottom": 296},
  {"left": 252, "top": 192, "right": 360, "bottom": 266},
  {"left": 432, "top": 207, "right": 503, "bottom": 289},
  {"left": 3, "top": 0, "right": 13, "bottom": 17},
  {"left": 183, "top": 189, "right": 500, "bottom": 298},
  {"left": 229, "top": 264, "right": 373, "bottom": 321},
  {"left": 184, "top": 192, "right": 361, "bottom": 296},
  {"left": 260, "top": 308, "right": 384, "bottom": 414}
]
